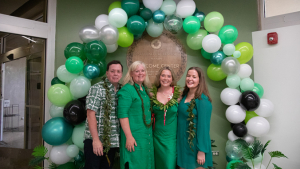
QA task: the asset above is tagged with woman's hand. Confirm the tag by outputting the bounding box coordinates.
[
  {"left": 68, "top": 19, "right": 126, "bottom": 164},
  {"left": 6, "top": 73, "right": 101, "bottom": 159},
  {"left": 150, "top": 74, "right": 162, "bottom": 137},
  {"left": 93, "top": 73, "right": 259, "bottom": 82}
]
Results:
[
  {"left": 126, "top": 136, "right": 137, "bottom": 152},
  {"left": 197, "top": 151, "right": 205, "bottom": 165},
  {"left": 93, "top": 139, "right": 103, "bottom": 156}
]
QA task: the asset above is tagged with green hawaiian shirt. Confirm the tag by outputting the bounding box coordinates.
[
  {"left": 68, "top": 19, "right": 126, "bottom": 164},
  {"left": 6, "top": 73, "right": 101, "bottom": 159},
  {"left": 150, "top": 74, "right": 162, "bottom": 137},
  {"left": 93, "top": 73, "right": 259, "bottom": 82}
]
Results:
[{"left": 84, "top": 77, "right": 121, "bottom": 148}]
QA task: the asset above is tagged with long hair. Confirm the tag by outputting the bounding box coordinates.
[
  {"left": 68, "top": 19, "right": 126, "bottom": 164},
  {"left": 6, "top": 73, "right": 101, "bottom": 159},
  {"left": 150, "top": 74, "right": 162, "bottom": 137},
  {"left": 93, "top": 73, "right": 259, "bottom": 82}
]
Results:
[
  {"left": 123, "top": 61, "right": 151, "bottom": 88},
  {"left": 154, "top": 66, "right": 177, "bottom": 88},
  {"left": 182, "top": 67, "right": 212, "bottom": 102}
]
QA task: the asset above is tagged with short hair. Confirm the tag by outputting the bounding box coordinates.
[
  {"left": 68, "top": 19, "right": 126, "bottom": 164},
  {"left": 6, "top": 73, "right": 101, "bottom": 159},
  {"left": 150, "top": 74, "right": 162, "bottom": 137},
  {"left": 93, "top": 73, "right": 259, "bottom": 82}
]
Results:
[
  {"left": 122, "top": 61, "right": 151, "bottom": 88},
  {"left": 154, "top": 66, "right": 177, "bottom": 88},
  {"left": 106, "top": 60, "right": 123, "bottom": 72}
]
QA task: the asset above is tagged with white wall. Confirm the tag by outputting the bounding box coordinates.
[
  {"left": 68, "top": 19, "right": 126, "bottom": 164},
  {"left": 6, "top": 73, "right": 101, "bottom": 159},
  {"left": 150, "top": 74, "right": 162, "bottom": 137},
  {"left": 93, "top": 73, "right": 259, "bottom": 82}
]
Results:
[{"left": 252, "top": 24, "right": 300, "bottom": 167}]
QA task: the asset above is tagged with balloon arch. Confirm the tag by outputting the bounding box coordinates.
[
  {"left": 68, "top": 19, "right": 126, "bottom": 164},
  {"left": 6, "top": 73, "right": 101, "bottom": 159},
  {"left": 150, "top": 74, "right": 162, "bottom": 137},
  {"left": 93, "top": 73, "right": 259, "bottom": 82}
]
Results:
[{"left": 41, "top": 0, "right": 274, "bottom": 168}]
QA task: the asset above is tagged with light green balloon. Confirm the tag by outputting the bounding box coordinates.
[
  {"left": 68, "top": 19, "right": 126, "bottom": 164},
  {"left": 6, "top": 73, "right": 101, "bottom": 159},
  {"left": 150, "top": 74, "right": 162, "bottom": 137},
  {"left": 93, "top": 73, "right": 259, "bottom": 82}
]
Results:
[
  {"left": 57, "top": 65, "right": 79, "bottom": 83},
  {"left": 50, "top": 104, "right": 64, "bottom": 118},
  {"left": 146, "top": 19, "right": 163, "bottom": 37},
  {"left": 72, "top": 123, "right": 85, "bottom": 149},
  {"left": 204, "top": 11, "right": 224, "bottom": 32},
  {"left": 66, "top": 145, "right": 80, "bottom": 158},
  {"left": 240, "top": 77, "right": 254, "bottom": 91},
  {"left": 70, "top": 76, "right": 91, "bottom": 98},
  {"left": 223, "top": 44, "right": 235, "bottom": 55},
  {"left": 47, "top": 84, "right": 73, "bottom": 107},
  {"left": 187, "top": 29, "right": 208, "bottom": 50},
  {"left": 160, "top": 0, "right": 176, "bottom": 15},
  {"left": 233, "top": 51, "right": 241, "bottom": 58},
  {"left": 226, "top": 75, "right": 241, "bottom": 89}
]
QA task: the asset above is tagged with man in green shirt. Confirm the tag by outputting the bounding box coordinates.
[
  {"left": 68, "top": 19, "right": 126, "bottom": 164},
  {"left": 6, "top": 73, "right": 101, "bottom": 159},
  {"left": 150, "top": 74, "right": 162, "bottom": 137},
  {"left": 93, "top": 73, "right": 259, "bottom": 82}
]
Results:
[{"left": 84, "top": 60, "right": 123, "bottom": 169}]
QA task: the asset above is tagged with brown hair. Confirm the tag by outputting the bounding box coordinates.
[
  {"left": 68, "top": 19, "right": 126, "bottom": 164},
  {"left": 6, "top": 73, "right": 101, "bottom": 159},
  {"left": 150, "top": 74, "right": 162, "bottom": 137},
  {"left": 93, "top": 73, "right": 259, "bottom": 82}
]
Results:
[
  {"left": 182, "top": 67, "right": 212, "bottom": 102},
  {"left": 154, "top": 66, "right": 177, "bottom": 88},
  {"left": 107, "top": 60, "right": 123, "bottom": 72}
]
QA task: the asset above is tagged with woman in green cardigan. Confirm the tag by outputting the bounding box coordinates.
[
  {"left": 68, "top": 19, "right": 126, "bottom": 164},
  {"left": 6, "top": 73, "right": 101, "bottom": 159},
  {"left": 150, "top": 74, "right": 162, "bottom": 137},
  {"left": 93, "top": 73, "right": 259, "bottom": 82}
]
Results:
[
  {"left": 177, "top": 67, "right": 213, "bottom": 169},
  {"left": 117, "top": 61, "right": 154, "bottom": 169}
]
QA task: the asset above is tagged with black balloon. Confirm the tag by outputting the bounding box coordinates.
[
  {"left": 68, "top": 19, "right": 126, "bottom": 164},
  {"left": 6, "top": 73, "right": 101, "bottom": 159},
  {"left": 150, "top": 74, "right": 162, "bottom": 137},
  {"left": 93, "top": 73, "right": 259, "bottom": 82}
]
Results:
[
  {"left": 232, "top": 123, "right": 248, "bottom": 137},
  {"left": 77, "top": 96, "right": 87, "bottom": 108},
  {"left": 63, "top": 100, "right": 86, "bottom": 125},
  {"left": 239, "top": 91, "right": 260, "bottom": 111},
  {"left": 230, "top": 121, "right": 245, "bottom": 129}
]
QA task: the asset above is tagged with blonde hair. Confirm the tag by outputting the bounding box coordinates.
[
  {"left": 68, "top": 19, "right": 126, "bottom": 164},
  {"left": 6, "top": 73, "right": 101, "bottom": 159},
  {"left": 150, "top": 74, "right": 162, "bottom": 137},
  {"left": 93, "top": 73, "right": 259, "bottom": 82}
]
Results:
[
  {"left": 123, "top": 61, "right": 152, "bottom": 88},
  {"left": 154, "top": 66, "right": 177, "bottom": 88}
]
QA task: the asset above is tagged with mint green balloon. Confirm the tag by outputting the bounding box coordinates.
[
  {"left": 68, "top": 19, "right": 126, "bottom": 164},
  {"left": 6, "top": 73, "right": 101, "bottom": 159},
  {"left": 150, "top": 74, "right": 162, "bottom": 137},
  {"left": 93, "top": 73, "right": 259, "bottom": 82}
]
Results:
[
  {"left": 233, "top": 51, "right": 241, "bottom": 58},
  {"left": 57, "top": 65, "right": 79, "bottom": 83},
  {"left": 160, "top": 0, "right": 176, "bottom": 15},
  {"left": 47, "top": 84, "right": 72, "bottom": 107},
  {"left": 146, "top": 19, "right": 163, "bottom": 37},
  {"left": 66, "top": 145, "right": 80, "bottom": 158},
  {"left": 201, "top": 48, "right": 212, "bottom": 59},
  {"left": 253, "top": 83, "right": 264, "bottom": 98},
  {"left": 183, "top": 16, "right": 200, "bottom": 34},
  {"left": 70, "top": 76, "right": 91, "bottom": 98},
  {"left": 187, "top": 29, "right": 208, "bottom": 50},
  {"left": 223, "top": 44, "right": 235, "bottom": 55},
  {"left": 204, "top": 11, "right": 224, "bottom": 32},
  {"left": 226, "top": 75, "right": 241, "bottom": 89},
  {"left": 240, "top": 77, "right": 254, "bottom": 91},
  {"left": 65, "top": 56, "right": 84, "bottom": 74},
  {"left": 50, "top": 104, "right": 64, "bottom": 118},
  {"left": 72, "top": 123, "right": 85, "bottom": 149}
]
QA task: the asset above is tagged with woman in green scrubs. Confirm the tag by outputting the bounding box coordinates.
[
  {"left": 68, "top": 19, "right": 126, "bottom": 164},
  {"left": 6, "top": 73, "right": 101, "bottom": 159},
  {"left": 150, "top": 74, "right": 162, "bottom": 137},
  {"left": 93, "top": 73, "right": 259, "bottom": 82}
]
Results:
[{"left": 117, "top": 61, "right": 154, "bottom": 169}]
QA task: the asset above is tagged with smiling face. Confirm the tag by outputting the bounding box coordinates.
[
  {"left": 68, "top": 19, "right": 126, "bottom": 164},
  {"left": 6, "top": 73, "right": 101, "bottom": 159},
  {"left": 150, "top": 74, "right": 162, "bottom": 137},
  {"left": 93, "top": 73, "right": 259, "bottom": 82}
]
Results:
[
  {"left": 131, "top": 64, "right": 146, "bottom": 85},
  {"left": 185, "top": 69, "right": 200, "bottom": 90},
  {"left": 106, "top": 64, "right": 122, "bottom": 85},
  {"left": 159, "top": 70, "right": 172, "bottom": 87}
]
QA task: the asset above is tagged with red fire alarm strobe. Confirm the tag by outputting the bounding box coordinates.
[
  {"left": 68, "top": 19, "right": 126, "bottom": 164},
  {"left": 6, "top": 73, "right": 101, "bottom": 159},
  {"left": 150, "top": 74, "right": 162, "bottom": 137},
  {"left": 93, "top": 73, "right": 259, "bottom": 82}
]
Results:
[{"left": 267, "top": 32, "right": 278, "bottom": 44}]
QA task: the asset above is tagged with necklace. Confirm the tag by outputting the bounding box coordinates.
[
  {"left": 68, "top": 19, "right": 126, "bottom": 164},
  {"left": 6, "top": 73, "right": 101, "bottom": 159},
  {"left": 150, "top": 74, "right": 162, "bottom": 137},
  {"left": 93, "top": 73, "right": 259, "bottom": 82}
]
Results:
[
  {"left": 187, "top": 98, "right": 196, "bottom": 151},
  {"left": 133, "top": 83, "right": 153, "bottom": 128}
]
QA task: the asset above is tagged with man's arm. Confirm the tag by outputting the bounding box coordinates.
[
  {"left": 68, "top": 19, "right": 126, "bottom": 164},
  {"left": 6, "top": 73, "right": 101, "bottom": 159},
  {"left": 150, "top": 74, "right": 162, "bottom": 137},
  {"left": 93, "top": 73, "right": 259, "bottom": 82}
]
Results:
[{"left": 87, "top": 109, "right": 103, "bottom": 156}]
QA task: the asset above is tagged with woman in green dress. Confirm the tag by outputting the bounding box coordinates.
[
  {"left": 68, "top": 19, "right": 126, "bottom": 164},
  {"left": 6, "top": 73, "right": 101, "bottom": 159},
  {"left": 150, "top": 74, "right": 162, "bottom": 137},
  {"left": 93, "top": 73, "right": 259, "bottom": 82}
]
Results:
[
  {"left": 151, "top": 66, "right": 180, "bottom": 169},
  {"left": 177, "top": 67, "right": 213, "bottom": 169},
  {"left": 117, "top": 61, "right": 154, "bottom": 169}
]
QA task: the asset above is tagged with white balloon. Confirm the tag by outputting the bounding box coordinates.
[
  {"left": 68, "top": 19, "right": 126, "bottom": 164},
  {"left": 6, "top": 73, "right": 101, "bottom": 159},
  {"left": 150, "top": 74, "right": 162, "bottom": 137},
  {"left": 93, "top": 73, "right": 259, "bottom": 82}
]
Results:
[
  {"left": 49, "top": 104, "right": 64, "bottom": 118},
  {"left": 108, "top": 8, "right": 128, "bottom": 28},
  {"left": 105, "top": 43, "right": 118, "bottom": 53},
  {"left": 238, "top": 64, "right": 252, "bottom": 79},
  {"left": 226, "top": 105, "right": 246, "bottom": 123},
  {"left": 143, "top": 0, "right": 163, "bottom": 12},
  {"left": 247, "top": 163, "right": 266, "bottom": 169},
  {"left": 255, "top": 99, "right": 274, "bottom": 117},
  {"left": 220, "top": 88, "right": 241, "bottom": 105},
  {"left": 228, "top": 130, "right": 240, "bottom": 141},
  {"left": 175, "top": 0, "right": 196, "bottom": 18},
  {"left": 246, "top": 117, "right": 270, "bottom": 137},
  {"left": 202, "top": 34, "right": 221, "bottom": 53},
  {"left": 70, "top": 76, "right": 91, "bottom": 98},
  {"left": 50, "top": 144, "right": 71, "bottom": 165},
  {"left": 242, "top": 134, "right": 255, "bottom": 144},
  {"left": 95, "top": 14, "right": 109, "bottom": 30}
]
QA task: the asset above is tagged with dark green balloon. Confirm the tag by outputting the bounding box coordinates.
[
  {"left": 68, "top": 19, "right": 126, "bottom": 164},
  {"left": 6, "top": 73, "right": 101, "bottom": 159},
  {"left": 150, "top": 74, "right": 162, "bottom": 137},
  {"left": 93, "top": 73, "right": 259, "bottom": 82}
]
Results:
[
  {"left": 201, "top": 48, "right": 212, "bottom": 60},
  {"left": 140, "top": 8, "right": 152, "bottom": 21},
  {"left": 84, "top": 40, "right": 107, "bottom": 62},
  {"left": 74, "top": 151, "right": 85, "bottom": 162},
  {"left": 57, "top": 162, "right": 76, "bottom": 169},
  {"left": 51, "top": 77, "right": 65, "bottom": 85},
  {"left": 138, "top": 2, "right": 145, "bottom": 14},
  {"left": 64, "top": 42, "right": 86, "bottom": 61},
  {"left": 127, "top": 15, "right": 146, "bottom": 35},
  {"left": 87, "top": 59, "right": 107, "bottom": 77},
  {"left": 121, "top": 0, "right": 139, "bottom": 17}
]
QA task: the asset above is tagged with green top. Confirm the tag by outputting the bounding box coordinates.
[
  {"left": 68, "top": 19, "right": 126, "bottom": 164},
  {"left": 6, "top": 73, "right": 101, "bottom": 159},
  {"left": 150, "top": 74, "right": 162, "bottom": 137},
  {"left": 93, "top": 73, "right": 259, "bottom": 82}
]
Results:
[
  {"left": 84, "top": 78, "right": 120, "bottom": 148},
  {"left": 177, "top": 94, "right": 213, "bottom": 169},
  {"left": 117, "top": 83, "right": 154, "bottom": 169}
]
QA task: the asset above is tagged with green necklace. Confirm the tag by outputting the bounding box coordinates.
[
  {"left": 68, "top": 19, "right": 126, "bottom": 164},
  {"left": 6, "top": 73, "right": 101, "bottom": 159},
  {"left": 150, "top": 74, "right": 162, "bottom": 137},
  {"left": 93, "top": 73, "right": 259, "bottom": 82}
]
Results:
[
  {"left": 187, "top": 98, "right": 196, "bottom": 151},
  {"left": 133, "top": 84, "right": 153, "bottom": 128},
  {"left": 151, "top": 85, "right": 180, "bottom": 112}
]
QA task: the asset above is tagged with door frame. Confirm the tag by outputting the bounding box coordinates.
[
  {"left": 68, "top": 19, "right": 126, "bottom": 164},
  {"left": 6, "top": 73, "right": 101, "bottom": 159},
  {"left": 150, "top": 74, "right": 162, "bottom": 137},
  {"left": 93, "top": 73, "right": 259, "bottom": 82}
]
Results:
[{"left": 0, "top": 0, "right": 56, "bottom": 167}]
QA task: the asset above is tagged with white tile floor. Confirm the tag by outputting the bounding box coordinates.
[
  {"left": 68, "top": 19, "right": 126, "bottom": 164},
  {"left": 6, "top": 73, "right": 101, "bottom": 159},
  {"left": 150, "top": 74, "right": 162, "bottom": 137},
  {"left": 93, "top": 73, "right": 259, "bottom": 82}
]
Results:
[{"left": 0, "top": 131, "right": 24, "bottom": 148}]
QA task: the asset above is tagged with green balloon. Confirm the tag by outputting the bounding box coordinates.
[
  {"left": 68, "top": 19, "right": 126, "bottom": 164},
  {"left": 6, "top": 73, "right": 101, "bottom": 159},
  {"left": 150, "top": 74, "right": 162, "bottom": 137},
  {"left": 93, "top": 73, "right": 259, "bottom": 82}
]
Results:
[
  {"left": 108, "top": 1, "right": 122, "bottom": 13},
  {"left": 57, "top": 162, "right": 76, "bottom": 169},
  {"left": 51, "top": 77, "right": 65, "bottom": 86},
  {"left": 201, "top": 48, "right": 212, "bottom": 59},
  {"left": 66, "top": 145, "right": 80, "bottom": 158},
  {"left": 183, "top": 16, "right": 200, "bottom": 34},
  {"left": 233, "top": 51, "right": 241, "bottom": 58},
  {"left": 218, "top": 25, "right": 238, "bottom": 44},
  {"left": 121, "top": 0, "right": 140, "bottom": 17},
  {"left": 138, "top": 2, "right": 145, "bottom": 14},
  {"left": 226, "top": 75, "right": 241, "bottom": 89},
  {"left": 127, "top": 15, "right": 146, "bottom": 35},
  {"left": 65, "top": 56, "right": 84, "bottom": 74},
  {"left": 207, "top": 64, "right": 227, "bottom": 81},
  {"left": 72, "top": 123, "right": 85, "bottom": 149},
  {"left": 252, "top": 83, "right": 264, "bottom": 98},
  {"left": 64, "top": 42, "right": 86, "bottom": 61},
  {"left": 226, "top": 160, "right": 243, "bottom": 169},
  {"left": 87, "top": 59, "right": 107, "bottom": 77},
  {"left": 187, "top": 29, "right": 208, "bottom": 50},
  {"left": 140, "top": 8, "right": 152, "bottom": 21},
  {"left": 84, "top": 40, "right": 107, "bottom": 62},
  {"left": 117, "top": 27, "right": 134, "bottom": 47},
  {"left": 245, "top": 111, "right": 259, "bottom": 123},
  {"left": 240, "top": 77, "right": 254, "bottom": 91},
  {"left": 204, "top": 11, "right": 224, "bottom": 32},
  {"left": 47, "top": 84, "right": 72, "bottom": 107}
]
